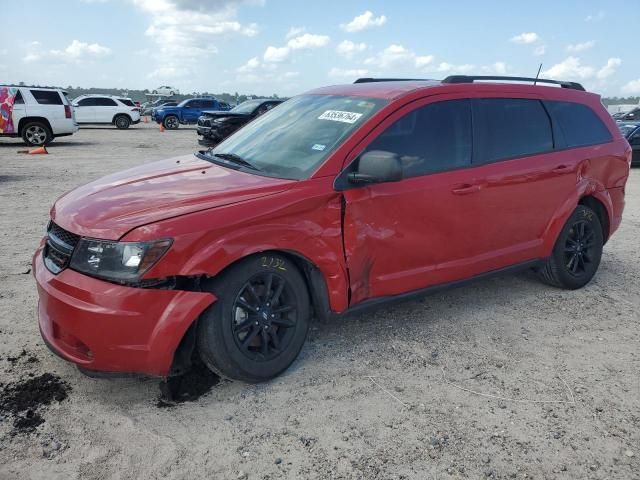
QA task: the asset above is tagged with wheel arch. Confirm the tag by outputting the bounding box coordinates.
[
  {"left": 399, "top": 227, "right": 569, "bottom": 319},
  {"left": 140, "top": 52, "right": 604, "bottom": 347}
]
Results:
[
  {"left": 167, "top": 248, "right": 333, "bottom": 377},
  {"left": 112, "top": 113, "right": 132, "bottom": 124},
  {"left": 578, "top": 194, "right": 611, "bottom": 244},
  {"left": 18, "top": 116, "right": 53, "bottom": 135}
]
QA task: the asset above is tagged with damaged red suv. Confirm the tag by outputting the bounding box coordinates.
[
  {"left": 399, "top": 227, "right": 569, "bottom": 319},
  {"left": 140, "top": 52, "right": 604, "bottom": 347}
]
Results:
[{"left": 33, "top": 76, "right": 631, "bottom": 382}]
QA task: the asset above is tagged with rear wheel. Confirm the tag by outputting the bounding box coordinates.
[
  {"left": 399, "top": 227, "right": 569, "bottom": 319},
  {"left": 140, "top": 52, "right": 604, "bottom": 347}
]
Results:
[
  {"left": 163, "top": 115, "right": 179, "bottom": 130},
  {"left": 538, "top": 205, "right": 603, "bottom": 289},
  {"left": 114, "top": 114, "right": 131, "bottom": 129},
  {"left": 197, "top": 254, "right": 310, "bottom": 383},
  {"left": 22, "top": 121, "right": 52, "bottom": 146}
]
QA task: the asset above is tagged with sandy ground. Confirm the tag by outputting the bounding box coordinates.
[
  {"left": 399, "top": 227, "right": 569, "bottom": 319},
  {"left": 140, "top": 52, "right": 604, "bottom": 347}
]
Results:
[{"left": 0, "top": 123, "right": 638, "bottom": 480}]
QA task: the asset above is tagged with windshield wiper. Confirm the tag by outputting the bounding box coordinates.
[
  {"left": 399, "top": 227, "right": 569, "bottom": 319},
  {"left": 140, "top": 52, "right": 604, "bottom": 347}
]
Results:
[{"left": 213, "top": 152, "right": 261, "bottom": 171}]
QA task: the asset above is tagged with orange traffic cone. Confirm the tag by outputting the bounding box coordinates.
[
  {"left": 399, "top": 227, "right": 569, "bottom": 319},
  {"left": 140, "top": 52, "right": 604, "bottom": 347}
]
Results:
[
  {"left": 159, "top": 123, "right": 165, "bottom": 132},
  {"left": 28, "top": 146, "right": 48, "bottom": 155}
]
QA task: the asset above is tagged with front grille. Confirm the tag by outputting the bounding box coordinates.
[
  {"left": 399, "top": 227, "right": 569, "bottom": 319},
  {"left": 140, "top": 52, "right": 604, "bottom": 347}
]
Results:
[
  {"left": 43, "top": 222, "right": 79, "bottom": 274},
  {"left": 48, "top": 222, "right": 80, "bottom": 250}
]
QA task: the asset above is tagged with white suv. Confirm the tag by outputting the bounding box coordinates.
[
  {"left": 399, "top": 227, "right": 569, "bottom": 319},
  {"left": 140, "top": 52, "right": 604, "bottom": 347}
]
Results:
[
  {"left": 72, "top": 95, "right": 141, "bottom": 129},
  {"left": 0, "top": 85, "right": 78, "bottom": 146}
]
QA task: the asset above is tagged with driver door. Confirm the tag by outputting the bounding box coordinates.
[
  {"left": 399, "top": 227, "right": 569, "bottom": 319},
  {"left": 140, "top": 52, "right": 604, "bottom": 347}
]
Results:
[{"left": 342, "top": 97, "right": 486, "bottom": 304}]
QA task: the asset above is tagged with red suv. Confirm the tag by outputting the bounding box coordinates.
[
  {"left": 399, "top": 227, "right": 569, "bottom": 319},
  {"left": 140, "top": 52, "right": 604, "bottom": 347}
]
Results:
[{"left": 33, "top": 75, "right": 631, "bottom": 382}]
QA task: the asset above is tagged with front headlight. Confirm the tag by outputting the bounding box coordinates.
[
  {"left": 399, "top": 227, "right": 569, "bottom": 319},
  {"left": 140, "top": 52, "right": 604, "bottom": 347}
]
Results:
[{"left": 70, "top": 238, "right": 172, "bottom": 283}]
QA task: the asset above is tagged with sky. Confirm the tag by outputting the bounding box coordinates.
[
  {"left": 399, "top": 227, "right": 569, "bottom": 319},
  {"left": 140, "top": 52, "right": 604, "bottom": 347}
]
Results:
[{"left": 3, "top": 0, "right": 640, "bottom": 98}]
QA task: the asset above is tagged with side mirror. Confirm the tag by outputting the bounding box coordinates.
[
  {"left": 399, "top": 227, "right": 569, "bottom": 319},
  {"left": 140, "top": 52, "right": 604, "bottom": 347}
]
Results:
[{"left": 349, "top": 150, "right": 403, "bottom": 185}]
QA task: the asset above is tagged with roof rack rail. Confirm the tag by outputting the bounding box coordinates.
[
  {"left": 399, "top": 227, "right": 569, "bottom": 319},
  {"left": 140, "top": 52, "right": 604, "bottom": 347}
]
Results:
[
  {"left": 354, "top": 78, "right": 430, "bottom": 84},
  {"left": 442, "top": 75, "right": 585, "bottom": 91}
]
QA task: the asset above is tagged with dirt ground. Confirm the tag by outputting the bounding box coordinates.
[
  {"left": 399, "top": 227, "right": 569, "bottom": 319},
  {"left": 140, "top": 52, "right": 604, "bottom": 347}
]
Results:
[{"left": 0, "top": 123, "right": 638, "bottom": 479}]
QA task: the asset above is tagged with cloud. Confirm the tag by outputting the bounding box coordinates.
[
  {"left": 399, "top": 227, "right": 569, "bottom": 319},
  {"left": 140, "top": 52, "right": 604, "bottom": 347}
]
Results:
[
  {"left": 328, "top": 67, "right": 369, "bottom": 79},
  {"left": 23, "top": 40, "right": 111, "bottom": 64},
  {"left": 434, "top": 62, "right": 474, "bottom": 74},
  {"left": 533, "top": 44, "right": 546, "bottom": 56},
  {"left": 596, "top": 58, "right": 621, "bottom": 79},
  {"left": 543, "top": 57, "right": 594, "bottom": 79},
  {"left": 567, "top": 41, "right": 595, "bottom": 53},
  {"left": 341, "top": 11, "right": 387, "bottom": 33},
  {"left": 287, "top": 33, "right": 330, "bottom": 50},
  {"left": 336, "top": 40, "right": 367, "bottom": 59},
  {"left": 236, "top": 56, "right": 261, "bottom": 73},
  {"left": 263, "top": 46, "right": 290, "bottom": 62},
  {"left": 585, "top": 10, "right": 605, "bottom": 22},
  {"left": 51, "top": 40, "right": 111, "bottom": 60},
  {"left": 364, "top": 44, "right": 433, "bottom": 70},
  {"left": 132, "top": 0, "right": 259, "bottom": 80},
  {"left": 543, "top": 57, "right": 621, "bottom": 82},
  {"left": 285, "top": 26, "right": 305, "bottom": 39},
  {"left": 622, "top": 79, "right": 640, "bottom": 95},
  {"left": 510, "top": 32, "right": 539, "bottom": 44},
  {"left": 263, "top": 33, "right": 330, "bottom": 63}
]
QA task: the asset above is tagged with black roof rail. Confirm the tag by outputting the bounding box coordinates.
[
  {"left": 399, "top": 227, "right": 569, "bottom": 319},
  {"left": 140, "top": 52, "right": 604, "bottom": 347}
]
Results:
[
  {"left": 354, "top": 78, "right": 431, "bottom": 84},
  {"left": 442, "top": 75, "right": 585, "bottom": 91}
]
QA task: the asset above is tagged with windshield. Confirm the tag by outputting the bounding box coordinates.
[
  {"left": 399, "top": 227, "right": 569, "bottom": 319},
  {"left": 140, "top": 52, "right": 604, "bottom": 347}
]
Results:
[
  {"left": 232, "top": 99, "right": 264, "bottom": 114},
  {"left": 204, "top": 95, "right": 387, "bottom": 180},
  {"left": 618, "top": 124, "right": 638, "bottom": 138}
]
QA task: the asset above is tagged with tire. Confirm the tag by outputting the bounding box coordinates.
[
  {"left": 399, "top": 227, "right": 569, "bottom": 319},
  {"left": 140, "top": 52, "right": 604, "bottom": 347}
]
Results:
[
  {"left": 152, "top": 90, "right": 157, "bottom": 94},
  {"left": 163, "top": 115, "right": 179, "bottom": 130},
  {"left": 114, "top": 115, "right": 131, "bottom": 130},
  {"left": 538, "top": 205, "right": 603, "bottom": 289},
  {"left": 169, "top": 91, "right": 174, "bottom": 96},
  {"left": 22, "top": 121, "right": 52, "bottom": 146},
  {"left": 197, "top": 254, "right": 310, "bottom": 383}
]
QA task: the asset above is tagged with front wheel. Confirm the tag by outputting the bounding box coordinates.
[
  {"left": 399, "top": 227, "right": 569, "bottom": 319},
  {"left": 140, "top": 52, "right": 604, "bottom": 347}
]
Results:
[
  {"left": 538, "top": 205, "right": 603, "bottom": 289},
  {"left": 197, "top": 254, "right": 310, "bottom": 383}
]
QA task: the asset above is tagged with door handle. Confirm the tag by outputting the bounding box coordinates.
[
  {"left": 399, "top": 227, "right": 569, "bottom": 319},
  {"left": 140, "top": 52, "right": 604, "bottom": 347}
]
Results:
[
  {"left": 452, "top": 184, "right": 481, "bottom": 195},
  {"left": 552, "top": 164, "right": 573, "bottom": 173}
]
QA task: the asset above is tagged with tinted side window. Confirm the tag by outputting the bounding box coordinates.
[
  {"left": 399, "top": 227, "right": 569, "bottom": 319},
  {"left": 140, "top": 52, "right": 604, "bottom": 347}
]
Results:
[
  {"left": 118, "top": 98, "right": 135, "bottom": 106},
  {"left": 545, "top": 101, "right": 612, "bottom": 148},
  {"left": 30, "top": 90, "right": 63, "bottom": 105},
  {"left": 473, "top": 98, "right": 553, "bottom": 164},
  {"left": 362, "top": 99, "right": 472, "bottom": 177},
  {"left": 202, "top": 100, "right": 216, "bottom": 108},
  {"left": 78, "top": 98, "right": 97, "bottom": 106},
  {"left": 95, "top": 98, "right": 117, "bottom": 107},
  {"left": 14, "top": 91, "right": 24, "bottom": 105}
]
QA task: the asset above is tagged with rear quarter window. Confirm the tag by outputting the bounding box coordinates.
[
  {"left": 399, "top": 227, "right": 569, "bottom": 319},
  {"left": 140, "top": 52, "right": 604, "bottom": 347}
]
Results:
[
  {"left": 473, "top": 98, "right": 553, "bottom": 164},
  {"left": 544, "top": 101, "right": 612, "bottom": 148},
  {"left": 118, "top": 98, "right": 135, "bottom": 106},
  {"left": 30, "top": 90, "right": 63, "bottom": 105}
]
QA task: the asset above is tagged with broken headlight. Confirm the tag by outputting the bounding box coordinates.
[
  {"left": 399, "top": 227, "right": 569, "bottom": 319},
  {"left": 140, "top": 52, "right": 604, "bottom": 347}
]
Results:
[{"left": 70, "top": 238, "right": 172, "bottom": 283}]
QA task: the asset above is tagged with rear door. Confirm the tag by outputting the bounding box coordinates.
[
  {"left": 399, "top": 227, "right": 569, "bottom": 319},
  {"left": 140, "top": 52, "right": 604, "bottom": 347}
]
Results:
[
  {"left": 466, "top": 97, "right": 577, "bottom": 259},
  {"left": 94, "top": 97, "right": 118, "bottom": 123},
  {"left": 29, "top": 89, "right": 65, "bottom": 132}
]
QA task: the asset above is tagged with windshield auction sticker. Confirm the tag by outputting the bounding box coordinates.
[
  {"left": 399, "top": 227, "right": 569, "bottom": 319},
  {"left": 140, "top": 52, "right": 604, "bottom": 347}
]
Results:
[{"left": 318, "top": 110, "right": 363, "bottom": 124}]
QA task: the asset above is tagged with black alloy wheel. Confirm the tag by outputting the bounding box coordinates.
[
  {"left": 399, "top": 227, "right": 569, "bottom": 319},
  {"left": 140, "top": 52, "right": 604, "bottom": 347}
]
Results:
[{"left": 231, "top": 272, "right": 298, "bottom": 361}]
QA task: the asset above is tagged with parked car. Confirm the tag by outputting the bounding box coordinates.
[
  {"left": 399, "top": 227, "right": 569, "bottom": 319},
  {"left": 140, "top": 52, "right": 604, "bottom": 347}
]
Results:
[
  {"left": 72, "top": 94, "right": 141, "bottom": 129},
  {"left": 0, "top": 85, "right": 77, "bottom": 146},
  {"left": 197, "top": 99, "right": 284, "bottom": 146},
  {"left": 615, "top": 107, "right": 640, "bottom": 121},
  {"left": 618, "top": 121, "right": 640, "bottom": 166},
  {"left": 33, "top": 75, "right": 630, "bottom": 382},
  {"left": 141, "top": 100, "right": 177, "bottom": 117},
  {"left": 152, "top": 86, "right": 180, "bottom": 96},
  {"left": 152, "top": 97, "right": 231, "bottom": 130}
]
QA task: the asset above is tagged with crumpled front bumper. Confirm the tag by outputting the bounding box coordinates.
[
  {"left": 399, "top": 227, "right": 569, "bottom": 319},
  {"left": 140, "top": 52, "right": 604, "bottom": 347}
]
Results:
[{"left": 33, "top": 244, "right": 215, "bottom": 376}]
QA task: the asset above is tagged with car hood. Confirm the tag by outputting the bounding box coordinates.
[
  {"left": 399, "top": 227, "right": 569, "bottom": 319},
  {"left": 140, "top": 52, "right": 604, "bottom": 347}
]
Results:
[
  {"left": 201, "top": 111, "right": 250, "bottom": 118},
  {"left": 51, "top": 154, "right": 295, "bottom": 240}
]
